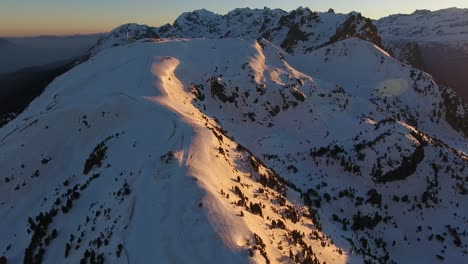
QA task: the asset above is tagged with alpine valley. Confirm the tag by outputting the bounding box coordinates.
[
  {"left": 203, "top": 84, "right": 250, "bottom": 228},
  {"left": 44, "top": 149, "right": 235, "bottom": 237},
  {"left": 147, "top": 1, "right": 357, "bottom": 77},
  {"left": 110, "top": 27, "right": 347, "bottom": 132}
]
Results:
[{"left": 0, "top": 7, "right": 467, "bottom": 264}]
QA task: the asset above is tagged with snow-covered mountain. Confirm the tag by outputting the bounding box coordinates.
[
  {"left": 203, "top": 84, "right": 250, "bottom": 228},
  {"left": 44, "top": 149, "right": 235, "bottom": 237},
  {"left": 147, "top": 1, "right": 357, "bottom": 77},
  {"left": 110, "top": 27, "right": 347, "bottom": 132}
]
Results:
[
  {"left": 376, "top": 8, "right": 468, "bottom": 101},
  {"left": 91, "top": 7, "right": 381, "bottom": 55},
  {"left": 376, "top": 8, "right": 468, "bottom": 47},
  {"left": 1, "top": 7, "right": 468, "bottom": 264}
]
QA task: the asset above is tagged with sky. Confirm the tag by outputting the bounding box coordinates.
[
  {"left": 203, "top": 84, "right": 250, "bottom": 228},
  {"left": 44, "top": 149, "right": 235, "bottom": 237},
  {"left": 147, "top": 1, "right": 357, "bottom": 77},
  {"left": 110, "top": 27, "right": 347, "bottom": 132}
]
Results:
[{"left": 1, "top": 0, "right": 467, "bottom": 37}]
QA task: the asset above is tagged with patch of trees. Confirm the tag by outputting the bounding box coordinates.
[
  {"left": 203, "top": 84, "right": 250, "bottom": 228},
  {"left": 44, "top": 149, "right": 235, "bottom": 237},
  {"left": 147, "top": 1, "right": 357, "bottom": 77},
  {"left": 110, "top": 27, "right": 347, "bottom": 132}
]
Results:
[
  {"left": 244, "top": 112, "right": 256, "bottom": 122},
  {"left": 65, "top": 243, "right": 71, "bottom": 258},
  {"left": 249, "top": 233, "right": 270, "bottom": 264},
  {"left": 24, "top": 210, "right": 59, "bottom": 263},
  {"left": 278, "top": 90, "right": 298, "bottom": 110},
  {"left": 303, "top": 189, "right": 321, "bottom": 209},
  {"left": 160, "top": 151, "right": 175, "bottom": 164},
  {"left": 249, "top": 202, "right": 263, "bottom": 217},
  {"left": 263, "top": 153, "right": 279, "bottom": 161},
  {"left": 60, "top": 183, "right": 83, "bottom": 214},
  {"left": 310, "top": 144, "right": 361, "bottom": 174},
  {"left": 283, "top": 206, "right": 300, "bottom": 223},
  {"left": 365, "top": 189, "right": 382, "bottom": 208},
  {"left": 373, "top": 131, "right": 426, "bottom": 183},
  {"left": 310, "top": 145, "right": 343, "bottom": 158},
  {"left": 421, "top": 163, "right": 440, "bottom": 207},
  {"left": 332, "top": 214, "right": 349, "bottom": 230},
  {"left": 287, "top": 165, "right": 298, "bottom": 173},
  {"left": 40, "top": 157, "right": 52, "bottom": 164},
  {"left": 258, "top": 170, "right": 286, "bottom": 196},
  {"left": 79, "top": 173, "right": 101, "bottom": 192},
  {"left": 351, "top": 211, "right": 382, "bottom": 231},
  {"left": 189, "top": 84, "right": 205, "bottom": 101},
  {"left": 236, "top": 143, "right": 248, "bottom": 152},
  {"left": 245, "top": 154, "right": 287, "bottom": 195},
  {"left": 236, "top": 143, "right": 324, "bottom": 231},
  {"left": 27, "top": 172, "right": 106, "bottom": 261},
  {"left": 233, "top": 185, "right": 247, "bottom": 207},
  {"left": 209, "top": 77, "right": 238, "bottom": 103},
  {"left": 80, "top": 249, "right": 104, "bottom": 264},
  {"left": 271, "top": 219, "right": 286, "bottom": 229},
  {"left": 83, "top": 135, "right": 114, "bottom": 175},
  {"left": 288, "top": 229, "right": 320, "bottom": 264},
  {"left": 446, "top": 225, "right": 462, "bottom": 247},
  {"left": 207, "top": 125, "right": 227, "bottom": 143},
  {"left": 81, "top": 115, "right": 91, "bottom": 129},
  {"left": 115, "top": 181, "right": 131, "bottom": 202},
  {"left": 248, "top": 156, "right": 261, "bottom": 172},
  {"left": 116, "top": 244, "right": 123, "bottom": 258},
  {"left": 255, "top": 83, "right": 266, "bottom": 96},
  {"left": 83, "top": 142, "right": 107, "bottom": 175},
  {"left": 31, "top": 170, "right": 40, "bottom": 179}
]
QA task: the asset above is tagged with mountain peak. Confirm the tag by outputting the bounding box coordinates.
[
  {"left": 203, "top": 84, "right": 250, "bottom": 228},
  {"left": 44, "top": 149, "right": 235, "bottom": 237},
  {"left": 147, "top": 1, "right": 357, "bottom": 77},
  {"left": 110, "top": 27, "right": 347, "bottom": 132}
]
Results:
[{"left": 90, "top": 7, "right": 382, "bottom": 56}]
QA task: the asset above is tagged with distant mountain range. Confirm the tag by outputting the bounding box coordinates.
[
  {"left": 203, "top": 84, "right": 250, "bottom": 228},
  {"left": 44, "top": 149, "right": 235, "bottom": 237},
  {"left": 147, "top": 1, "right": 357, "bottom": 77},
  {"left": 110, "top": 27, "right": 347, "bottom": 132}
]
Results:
[
  {"left": 376, "top": 8, "right": 468, "bottom": 101},
  {"left": 90, "top": 7, "right": 381, "bottom": 55},
  {"left": 0, "top": 7, "right": 467, "bottom": 264}
]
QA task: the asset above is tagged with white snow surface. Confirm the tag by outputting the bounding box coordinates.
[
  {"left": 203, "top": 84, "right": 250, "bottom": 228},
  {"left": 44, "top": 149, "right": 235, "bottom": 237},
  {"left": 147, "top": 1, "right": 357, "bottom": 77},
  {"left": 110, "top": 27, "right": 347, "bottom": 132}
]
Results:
[{"left": 0, "top": 33, "right": 467, "bottom": 264}]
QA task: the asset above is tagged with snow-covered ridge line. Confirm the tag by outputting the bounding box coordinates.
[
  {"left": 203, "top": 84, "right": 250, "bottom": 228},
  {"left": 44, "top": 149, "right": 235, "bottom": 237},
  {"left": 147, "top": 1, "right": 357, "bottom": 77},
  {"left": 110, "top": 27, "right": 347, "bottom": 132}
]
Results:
[
  {"left": 376, "top": 7, "right": 468, "bottom": 44},
  {"left": 90, "top": 6, "right": 381, "bottom": 56}
]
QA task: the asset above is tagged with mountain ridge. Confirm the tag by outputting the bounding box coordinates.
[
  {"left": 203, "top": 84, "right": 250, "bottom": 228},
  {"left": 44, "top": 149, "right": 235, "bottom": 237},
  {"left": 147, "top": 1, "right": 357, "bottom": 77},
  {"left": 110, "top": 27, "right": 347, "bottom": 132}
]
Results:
[
  {"left": 91, "top": 7, "right": 381, "bottom": 56},
  {"left": 0, "top": 6, "right": 467, "bottom": 264}
]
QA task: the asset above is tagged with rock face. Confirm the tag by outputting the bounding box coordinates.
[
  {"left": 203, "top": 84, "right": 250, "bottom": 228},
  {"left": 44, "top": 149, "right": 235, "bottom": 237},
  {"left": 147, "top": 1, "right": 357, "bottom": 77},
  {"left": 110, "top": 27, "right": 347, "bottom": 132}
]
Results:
[{"left": 1, "top": 6, "right": 467, "bottom": 264}]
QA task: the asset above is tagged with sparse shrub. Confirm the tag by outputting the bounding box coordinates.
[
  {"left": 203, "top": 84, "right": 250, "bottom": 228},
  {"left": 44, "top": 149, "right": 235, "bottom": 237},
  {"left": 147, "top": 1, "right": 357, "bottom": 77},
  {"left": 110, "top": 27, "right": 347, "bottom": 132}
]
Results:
[
  {"left": 83, "top": 142, "right": 108, "bottom": 175},
  {"left": 249, "top": 202, "right": 263, "bottom": 217}
]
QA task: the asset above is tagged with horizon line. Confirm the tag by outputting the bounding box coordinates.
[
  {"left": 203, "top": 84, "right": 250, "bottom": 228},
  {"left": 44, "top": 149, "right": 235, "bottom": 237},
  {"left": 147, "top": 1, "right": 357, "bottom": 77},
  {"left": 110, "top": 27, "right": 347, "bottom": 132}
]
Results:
[{"left": 1, "top": 5, "right": 465, "bottom": 38}]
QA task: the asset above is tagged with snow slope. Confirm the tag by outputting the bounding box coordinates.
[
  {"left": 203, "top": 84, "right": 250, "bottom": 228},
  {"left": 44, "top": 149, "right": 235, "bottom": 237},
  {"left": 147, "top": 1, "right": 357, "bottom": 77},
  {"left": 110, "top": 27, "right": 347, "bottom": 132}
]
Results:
[
  {"left": 0, "top": 38, "right": 348, "bottom": 264},
  {"left": 1, "top": 36, "right": 467, "bottom": 263},
  {"left": 1, "top": 7, "right": 468, "bottom": 264}
]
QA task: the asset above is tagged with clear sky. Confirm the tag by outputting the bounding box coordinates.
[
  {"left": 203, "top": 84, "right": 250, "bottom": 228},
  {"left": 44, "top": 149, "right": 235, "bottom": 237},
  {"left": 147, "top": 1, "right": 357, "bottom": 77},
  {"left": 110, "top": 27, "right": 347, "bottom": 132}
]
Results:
[{"left": 1, "top": 0, "right": 467, "bottom": 37}]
